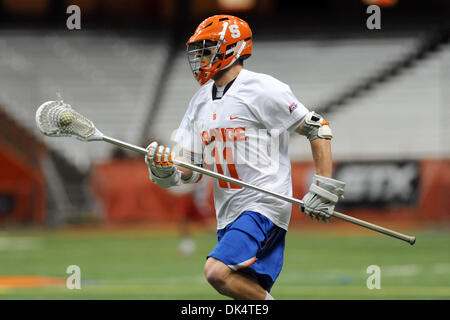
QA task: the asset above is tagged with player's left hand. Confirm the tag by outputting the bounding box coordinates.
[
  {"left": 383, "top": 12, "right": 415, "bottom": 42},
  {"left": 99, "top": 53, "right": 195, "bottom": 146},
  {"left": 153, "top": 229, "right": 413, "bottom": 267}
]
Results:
[{"left": 300, "top": 174, "right": 345, "bottom": 222}]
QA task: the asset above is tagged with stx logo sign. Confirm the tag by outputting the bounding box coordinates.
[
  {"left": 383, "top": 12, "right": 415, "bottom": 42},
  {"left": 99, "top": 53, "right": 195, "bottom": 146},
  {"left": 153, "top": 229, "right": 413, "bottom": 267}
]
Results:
[{"left": 334, "top": 161, "right": 420, "bottom": 208}]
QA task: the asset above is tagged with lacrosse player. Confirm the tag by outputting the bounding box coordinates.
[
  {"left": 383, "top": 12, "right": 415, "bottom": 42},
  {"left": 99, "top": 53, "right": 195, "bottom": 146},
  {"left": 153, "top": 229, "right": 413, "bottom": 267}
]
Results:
[{"left": 145, "top": 15, "right": 345, "bottom": 300}]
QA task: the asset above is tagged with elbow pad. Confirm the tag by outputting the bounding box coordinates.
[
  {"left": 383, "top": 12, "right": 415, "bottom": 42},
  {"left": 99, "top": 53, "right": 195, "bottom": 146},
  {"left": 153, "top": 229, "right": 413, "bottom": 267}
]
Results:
[{"left": 299, "top": 111, "right": 333, "bottom": 141}]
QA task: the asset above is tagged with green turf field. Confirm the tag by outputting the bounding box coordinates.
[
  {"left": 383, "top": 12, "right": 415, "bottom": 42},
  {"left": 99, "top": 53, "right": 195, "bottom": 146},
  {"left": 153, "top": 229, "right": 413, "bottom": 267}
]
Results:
[{"left": 0, "top": 226, "right": 449, "bottom": 299}]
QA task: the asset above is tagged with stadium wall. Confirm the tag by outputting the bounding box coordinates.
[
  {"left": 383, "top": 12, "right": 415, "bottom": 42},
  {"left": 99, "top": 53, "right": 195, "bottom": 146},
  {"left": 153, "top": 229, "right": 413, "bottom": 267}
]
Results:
[
  {"left": 89, "top": 158, "right": 449, "bottom": 227},
  {"left": 0, "top": 108, "right": 46, "bottom": 225},
  {"left": 0, "top": 141, "right": 46, "bottom": 225}
]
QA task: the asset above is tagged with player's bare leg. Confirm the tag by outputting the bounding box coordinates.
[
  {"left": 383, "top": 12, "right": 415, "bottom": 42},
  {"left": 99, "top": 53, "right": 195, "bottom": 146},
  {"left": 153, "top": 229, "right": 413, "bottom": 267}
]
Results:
[{"left": 204, "top": 257, "right": 271, "bottom": 300}]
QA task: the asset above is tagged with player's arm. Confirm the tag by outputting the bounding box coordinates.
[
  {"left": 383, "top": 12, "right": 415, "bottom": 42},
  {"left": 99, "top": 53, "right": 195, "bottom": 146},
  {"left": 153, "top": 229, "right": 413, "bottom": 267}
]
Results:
[
  {"left": 176, "top": 163, "right": 193, "bottom": 180},
  {"left": 295, "top": 111, "right": 345, "bottom": 222},
  {"left": 296, "top": 124, "right": 333, "bottom": 178},
  {"left": 175, "top": 149, "right": 204, "bottom": 184}
]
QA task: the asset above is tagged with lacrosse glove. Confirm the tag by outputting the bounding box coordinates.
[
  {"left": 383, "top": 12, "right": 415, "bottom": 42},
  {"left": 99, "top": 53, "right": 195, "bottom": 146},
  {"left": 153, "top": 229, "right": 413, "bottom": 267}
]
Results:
[
  {"left": 301, "top": 174, "right": 345, "bottom": 223},
  {"left": 145, "top": 141, "right": 181, "bottom": 188}
]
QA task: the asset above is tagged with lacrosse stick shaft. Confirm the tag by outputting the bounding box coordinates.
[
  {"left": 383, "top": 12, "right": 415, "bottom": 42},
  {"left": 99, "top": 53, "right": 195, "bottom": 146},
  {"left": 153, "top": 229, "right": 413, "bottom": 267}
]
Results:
[
  {"left": 103, "top": 136, "right": 149, "bottom": 154},
  {"left": 332, "top": 211, "right": 415, "bottom": 245},
  {"left": 102, "top": 135, "right": 416, "bottom": 245}
]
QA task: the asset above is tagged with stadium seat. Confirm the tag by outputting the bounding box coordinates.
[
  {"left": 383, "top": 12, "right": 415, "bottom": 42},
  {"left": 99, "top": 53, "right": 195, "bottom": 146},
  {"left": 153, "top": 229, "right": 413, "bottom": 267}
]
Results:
[{"left": 0, "top": 30, "right": 169, "bottom": 171}]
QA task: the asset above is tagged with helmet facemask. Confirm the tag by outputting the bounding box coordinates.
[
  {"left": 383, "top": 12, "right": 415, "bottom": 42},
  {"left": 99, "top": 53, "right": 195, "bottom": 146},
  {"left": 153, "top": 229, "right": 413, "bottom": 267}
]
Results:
[{"left": 187, "top": 40, "right": 223, "bottom": 84}]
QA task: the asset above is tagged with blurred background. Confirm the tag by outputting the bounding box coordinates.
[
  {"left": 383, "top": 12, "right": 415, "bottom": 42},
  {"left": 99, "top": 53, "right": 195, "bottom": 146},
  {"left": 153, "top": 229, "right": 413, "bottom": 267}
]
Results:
[{"left": 0, "top": 0, "right": 449, "bottom": 299}]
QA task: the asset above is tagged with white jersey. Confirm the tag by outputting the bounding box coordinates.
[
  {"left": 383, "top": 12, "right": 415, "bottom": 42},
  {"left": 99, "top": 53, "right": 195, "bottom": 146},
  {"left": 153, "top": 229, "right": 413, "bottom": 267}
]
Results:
[{"left": 174, "top": 69, "right": 309, "bottom": 230}]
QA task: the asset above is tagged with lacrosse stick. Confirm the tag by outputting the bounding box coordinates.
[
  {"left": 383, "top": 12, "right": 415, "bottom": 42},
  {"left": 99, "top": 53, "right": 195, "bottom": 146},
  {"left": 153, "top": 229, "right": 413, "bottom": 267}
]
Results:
[{"left": 36, "top": 99, "right": 416, "bottom": 245}]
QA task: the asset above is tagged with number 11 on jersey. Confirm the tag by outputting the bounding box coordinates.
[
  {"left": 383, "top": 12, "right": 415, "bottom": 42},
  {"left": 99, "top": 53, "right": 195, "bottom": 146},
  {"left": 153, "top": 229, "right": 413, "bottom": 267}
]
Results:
[{"left": 213, "top": 146, "right": 242, "bottom": 189}]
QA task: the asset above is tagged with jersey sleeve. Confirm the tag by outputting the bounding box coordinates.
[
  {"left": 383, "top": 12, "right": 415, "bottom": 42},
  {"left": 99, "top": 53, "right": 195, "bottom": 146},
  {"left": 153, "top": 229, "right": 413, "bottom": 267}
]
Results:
[{"left": 243, "top": 75, "right": 309, "bottom": 133}]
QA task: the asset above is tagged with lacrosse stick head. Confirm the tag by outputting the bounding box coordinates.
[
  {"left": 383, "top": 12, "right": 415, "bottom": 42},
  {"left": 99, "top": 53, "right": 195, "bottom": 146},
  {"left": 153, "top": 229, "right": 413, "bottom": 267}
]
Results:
[{"left": 36, "top": 99, "right": 103, "bottom": 141}]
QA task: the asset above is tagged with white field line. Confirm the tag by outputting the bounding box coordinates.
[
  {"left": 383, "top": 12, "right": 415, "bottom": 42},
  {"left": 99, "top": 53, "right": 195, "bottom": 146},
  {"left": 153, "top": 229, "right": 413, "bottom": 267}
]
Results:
[
  {"left": 432, "top": 263, "right": 450, "bottom": 274},
  {"left": 83, "top": 275, "right": 206, "bottom": 287},
  {"left": 85, "top": 263, "right": 446, "bottom": 288},
  {"left": 72, "top": 262, "right": 450, "bottom": 288},
  {"left": 383, "top": 264, "right": 421, "bottom": 277},
  {"left": 280, "top": 262, "right": 450, "bottom": 282},
  {"left": 0, "top": 237, "right": 42, "bottom": 250}
]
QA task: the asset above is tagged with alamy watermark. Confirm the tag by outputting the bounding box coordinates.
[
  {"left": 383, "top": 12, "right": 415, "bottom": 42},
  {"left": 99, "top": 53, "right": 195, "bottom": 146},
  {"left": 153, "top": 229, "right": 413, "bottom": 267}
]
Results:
[
  {"left": 171, "top": 124, "right": 281, "bottom": 174},
  {"left": 366, "top": 5, "right": 381, "bottom": 30},
  {"left": 66, "top": 265, "right": 81, "bottom": 289},
  {"left": 366, "top": 265, "right": 381, "bottom": 289},
  {"left": 66, "top": 5, "right": 81, "bottom": 30}
]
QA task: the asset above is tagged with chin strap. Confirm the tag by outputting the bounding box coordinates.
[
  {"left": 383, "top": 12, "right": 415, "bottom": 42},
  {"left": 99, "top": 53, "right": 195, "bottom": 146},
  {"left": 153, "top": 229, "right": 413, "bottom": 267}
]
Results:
[{"left": 221, "top": 40, "right": 246, "bottom": 71}]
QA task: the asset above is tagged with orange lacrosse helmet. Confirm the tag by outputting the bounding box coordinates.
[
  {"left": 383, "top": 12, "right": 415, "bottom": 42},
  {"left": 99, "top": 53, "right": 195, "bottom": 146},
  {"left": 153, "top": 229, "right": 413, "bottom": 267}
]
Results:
[{"left": 186, "top": 15, "right": 253, "bottom": 85}]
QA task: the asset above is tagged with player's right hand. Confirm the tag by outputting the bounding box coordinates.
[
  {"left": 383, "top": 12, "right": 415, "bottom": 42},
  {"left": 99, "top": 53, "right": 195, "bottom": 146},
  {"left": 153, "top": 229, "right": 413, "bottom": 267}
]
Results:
[{"left": 145, "top": 141, "right": 176, "bottom": 178}]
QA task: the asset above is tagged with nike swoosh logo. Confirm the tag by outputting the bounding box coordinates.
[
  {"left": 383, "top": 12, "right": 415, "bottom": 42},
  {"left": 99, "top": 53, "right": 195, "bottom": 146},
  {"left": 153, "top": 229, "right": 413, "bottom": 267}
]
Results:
[{"left": 230, "top": 116, "right": 240, "bottom": 120}]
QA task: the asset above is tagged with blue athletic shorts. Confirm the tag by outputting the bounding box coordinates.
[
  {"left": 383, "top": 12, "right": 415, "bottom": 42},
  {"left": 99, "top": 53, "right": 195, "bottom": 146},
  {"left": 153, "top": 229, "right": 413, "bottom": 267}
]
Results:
[{"left": 207, "top": 211, "right": 287, "bottom": 292}]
